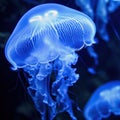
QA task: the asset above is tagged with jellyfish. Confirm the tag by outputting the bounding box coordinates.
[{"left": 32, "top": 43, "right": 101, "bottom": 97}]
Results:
[
  {"left": 84, "top": 80, "right": 120, "bottom": 120},
  {"left": 75, "top": 0, "right": 120, "bottom": 41},
  {"left": 5, "top": 3, "right": 96, "bottom": 120}
]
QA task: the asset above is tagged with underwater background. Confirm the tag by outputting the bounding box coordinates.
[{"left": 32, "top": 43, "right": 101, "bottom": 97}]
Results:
[{"left": 0, "top": 0, "right": 120, "bottom": 120}]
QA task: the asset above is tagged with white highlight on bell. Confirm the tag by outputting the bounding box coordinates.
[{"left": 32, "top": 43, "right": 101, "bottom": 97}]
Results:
[
  {"left": 100, "top": 86, "right": 120, "bottom": 101},
  {"left": 29, "top": 15, "right": 43, "bottom": 23},
  {"left": 100, "top": 90, "right": 110, "bottom": 99},
  {"left": 29, "top": 10, "right": 58, "bottom": 23},
  {"left": 44, "top": 10, "right": 58, "bottom": 18}
]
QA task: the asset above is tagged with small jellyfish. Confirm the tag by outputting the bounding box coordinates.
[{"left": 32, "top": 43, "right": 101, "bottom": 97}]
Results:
[
  {"left": 5, "top": 3, "right": 96, "bottom": 120},
  {"left": 84, "top": 80, "right": 120, "bottom": 120}
]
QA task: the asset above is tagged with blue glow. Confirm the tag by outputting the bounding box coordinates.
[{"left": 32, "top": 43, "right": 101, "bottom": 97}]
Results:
[
  {"left": 84, "top": 80, "right": 120, "bottom": 120},
  {"left": 75, "top": 0, "right": 120, "bottom": 41},
  {"left": 5, "top": 3, "right": 96, "bottom": 120}
]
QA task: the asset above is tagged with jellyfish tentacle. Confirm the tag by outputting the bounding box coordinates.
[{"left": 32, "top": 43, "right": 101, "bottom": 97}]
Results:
[
  {"left": 24, "top": 64, "right": 56, "bottom": 120},
  {"left": 51, "top": 55, "right": 79, "bottom": 120}
]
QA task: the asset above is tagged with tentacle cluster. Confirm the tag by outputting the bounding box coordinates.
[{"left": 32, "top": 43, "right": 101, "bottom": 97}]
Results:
[{"left": 24, "top": 52, "right": 79, "bottom": 120}]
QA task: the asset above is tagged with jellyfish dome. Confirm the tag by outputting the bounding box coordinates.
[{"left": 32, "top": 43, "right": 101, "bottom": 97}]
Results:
[
  {"left": 5, "top": 3, "right": 96, "bottom": 120},
  {"left": 84, "top": 80, "right": 120, "bottom": 120}
]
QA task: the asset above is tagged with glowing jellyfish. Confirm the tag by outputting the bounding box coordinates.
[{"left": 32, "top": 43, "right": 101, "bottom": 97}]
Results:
[
  {"left": 84, "top": 80, "right": 120, "bottom": 120},
  {"left": 5, "top": 3, "right": 96, "bottom": 120}
]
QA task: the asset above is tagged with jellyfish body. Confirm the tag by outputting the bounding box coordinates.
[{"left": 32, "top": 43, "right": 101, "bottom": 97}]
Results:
[
  {"left": 5, "top": 3, "right": 96, "bottom": 120},
  {"left": 84, "top": 80, "right": 120, "bottom": 120}
]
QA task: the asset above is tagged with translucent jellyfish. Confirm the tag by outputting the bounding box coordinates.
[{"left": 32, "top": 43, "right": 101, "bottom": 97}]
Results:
[
  {"left": 75, "top": 0, "right": 120, "bottom": 41},
  {"left": 84, "top": 80, "right": 120, "bottom": 120},
  {"left": 5, "top": 3, "right": 96, "bottom": 120}
]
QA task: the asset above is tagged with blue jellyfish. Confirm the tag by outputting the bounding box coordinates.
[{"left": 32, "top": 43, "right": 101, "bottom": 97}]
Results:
[
  {"left": 75, "top": 0, "right": 120, "bottom": 41},
  {"left": 84, "top": 80, "right": 120, "bottom": 120},
  {"left": 5, "top": 3, "right": 96, "bottom": 120}
]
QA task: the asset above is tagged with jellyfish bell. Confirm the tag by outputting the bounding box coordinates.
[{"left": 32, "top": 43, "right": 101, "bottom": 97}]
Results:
[
  {"left": 5, "top": 3, "right": 96, "bottom": 69},
  {"left": 5, "top": 3, "right": 96, "bottom": 120},
  {"left": 84, "top": 80, "right": 120, "bottom": 120}
]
